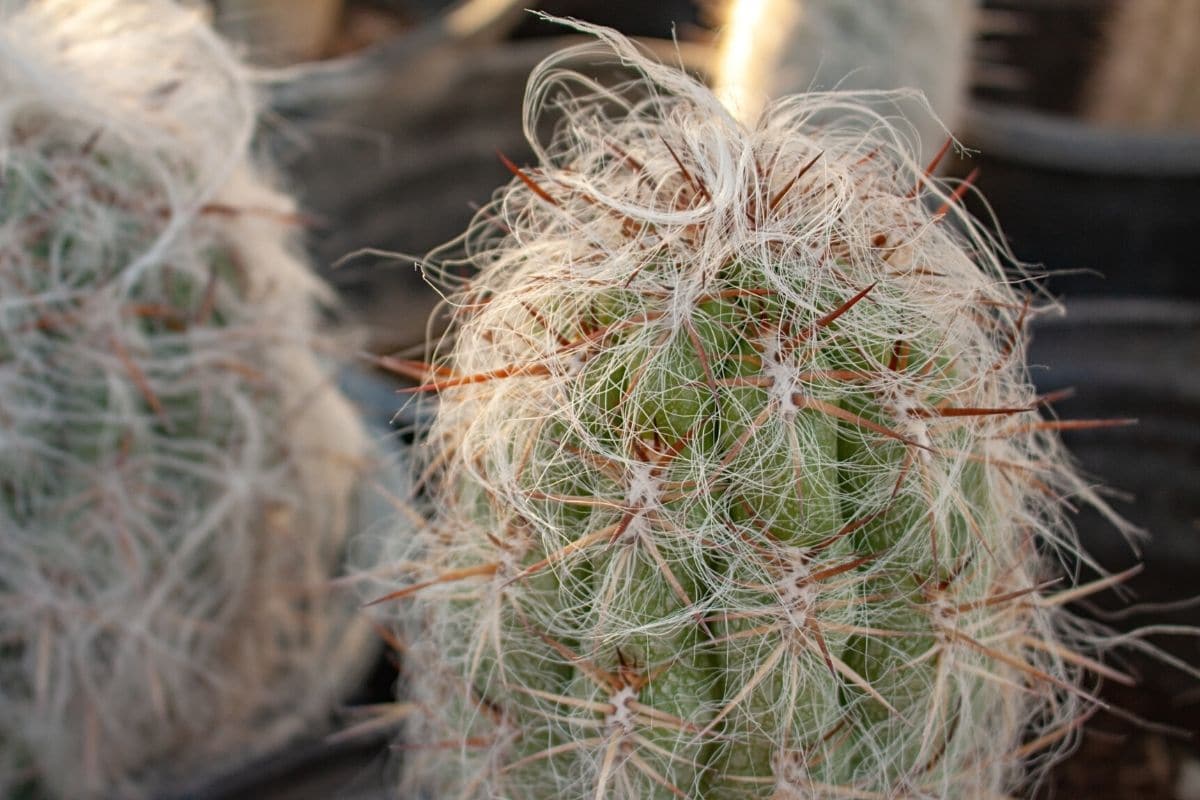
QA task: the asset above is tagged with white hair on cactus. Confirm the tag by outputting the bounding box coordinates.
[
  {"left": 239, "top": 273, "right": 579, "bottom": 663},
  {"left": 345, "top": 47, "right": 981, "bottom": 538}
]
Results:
[
  {"left": 366, "top": 16, "right": 1164, "bottom": 800},
  {"left": 0, "top": 1, "right": 372, "bottom": 797}
]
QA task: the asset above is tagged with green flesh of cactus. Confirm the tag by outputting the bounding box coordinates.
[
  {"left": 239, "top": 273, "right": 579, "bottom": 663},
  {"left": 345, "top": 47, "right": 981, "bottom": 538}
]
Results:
[
  {"left": 394, "top": 20, "right": 1110, "bottom": 800},
  {"left": 446, "top": 278, "right": 990, "bottom": 798}
]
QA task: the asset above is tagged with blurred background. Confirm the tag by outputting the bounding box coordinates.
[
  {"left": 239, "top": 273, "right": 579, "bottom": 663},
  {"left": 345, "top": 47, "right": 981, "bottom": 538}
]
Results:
[{"left": 191, "top": 1, "right": 1198, "bottom": 797}]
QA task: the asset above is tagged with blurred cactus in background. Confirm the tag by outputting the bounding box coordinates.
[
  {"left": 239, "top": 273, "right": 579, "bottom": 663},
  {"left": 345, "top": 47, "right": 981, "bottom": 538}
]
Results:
[
  {"left": 0, "top": 1, "right": 373, "bottom": 796},
  {"left": 713, "top": 0, "right": 977, "bottom": 159},
  {"left": 210, "top": 0, "right": 345, "bottom": 63}
]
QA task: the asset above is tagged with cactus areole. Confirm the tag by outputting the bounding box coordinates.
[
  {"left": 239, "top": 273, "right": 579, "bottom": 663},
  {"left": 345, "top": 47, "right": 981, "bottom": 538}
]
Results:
[{"left": 390, "top": 19, "right": 1126, "bottom": 799}]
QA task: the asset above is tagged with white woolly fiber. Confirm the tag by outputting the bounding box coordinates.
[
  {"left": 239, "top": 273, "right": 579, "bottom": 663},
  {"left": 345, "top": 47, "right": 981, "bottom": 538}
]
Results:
[{"left": 0, "top": 2, "right": 370, "bottom": 797}]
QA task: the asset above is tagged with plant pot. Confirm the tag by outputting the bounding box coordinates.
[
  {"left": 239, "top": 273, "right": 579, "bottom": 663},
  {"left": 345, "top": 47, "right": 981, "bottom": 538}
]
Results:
[
  {"left": 1028, "top": 298, "right": 1200, "bottom": 798},
  {"left": 1028, "top": 298, "right": 1200, "bottom": 682},
  {"left": 960, "top": 103, "right": 1200, "bottom": 299}
]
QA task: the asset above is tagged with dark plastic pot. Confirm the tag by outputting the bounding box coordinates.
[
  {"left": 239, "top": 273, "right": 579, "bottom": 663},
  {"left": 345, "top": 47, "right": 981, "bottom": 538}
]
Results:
[
  {"left": 1024, "top": 298, "right": 1200, "bottom": 798},
  {"left": 960, "top": 103, "right": 1200, "bottom": 299},
  {"left": 1028, "top": 299, "right": 1200, "bottom": 689}
]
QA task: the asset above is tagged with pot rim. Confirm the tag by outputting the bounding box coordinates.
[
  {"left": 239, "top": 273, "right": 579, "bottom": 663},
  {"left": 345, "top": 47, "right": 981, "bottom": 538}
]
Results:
[
  {"left": 1033, "top": 298, "right": 1200, "bottom": 328},
  {"left": 964, "top": 101, "right": 1200, "bottom": 177}
]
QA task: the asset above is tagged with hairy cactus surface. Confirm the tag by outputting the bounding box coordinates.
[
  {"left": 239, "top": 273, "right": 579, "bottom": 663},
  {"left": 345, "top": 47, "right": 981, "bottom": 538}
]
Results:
[
  {"left": 381, "top": 20, "right": 1135, "bottom": 800},
  {"left": 0, "top": 2, "right": 371, "bottom": 797}
]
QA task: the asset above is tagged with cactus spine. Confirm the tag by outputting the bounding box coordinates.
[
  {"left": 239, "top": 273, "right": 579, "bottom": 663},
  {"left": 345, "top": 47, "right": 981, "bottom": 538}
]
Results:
[
  {"left": 0, "top": 2, "right": 370, "bottom": 796},
  {"left": 382, "top": 20, "right": 1126, "bottom": 800}
]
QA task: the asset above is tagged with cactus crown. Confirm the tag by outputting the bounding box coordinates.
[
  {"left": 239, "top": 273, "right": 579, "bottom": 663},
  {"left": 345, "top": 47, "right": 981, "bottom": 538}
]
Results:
[{"left": 386, "top": 19, "right": 1130, "bottom": 800}]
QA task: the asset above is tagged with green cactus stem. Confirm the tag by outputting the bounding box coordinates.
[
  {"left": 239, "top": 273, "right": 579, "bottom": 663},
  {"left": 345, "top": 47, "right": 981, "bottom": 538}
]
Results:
[{"left": 376, "top": 18, "right": 1143, "bottom": 800}]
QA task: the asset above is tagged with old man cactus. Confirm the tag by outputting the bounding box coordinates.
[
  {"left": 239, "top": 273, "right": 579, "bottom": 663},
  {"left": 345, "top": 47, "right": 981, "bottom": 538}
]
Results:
[{"left": 380, "top": 20, "right": 1131, "bottom": 800}]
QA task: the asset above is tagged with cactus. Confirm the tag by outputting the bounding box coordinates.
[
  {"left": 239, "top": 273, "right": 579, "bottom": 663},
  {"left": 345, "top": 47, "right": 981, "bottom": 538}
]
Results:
[
  {"left": 1083, "top": 0, "right": 1200, "bottom": 130},
  {"left": 377, "top": 20, "right": 1135, "bottom": 800},
  {"left": 0, "top": 2, "right": 372, "bottom": 797},
  {"left": 713, "top": 0, "right": 977, "bottom": 159}
]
